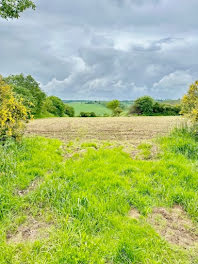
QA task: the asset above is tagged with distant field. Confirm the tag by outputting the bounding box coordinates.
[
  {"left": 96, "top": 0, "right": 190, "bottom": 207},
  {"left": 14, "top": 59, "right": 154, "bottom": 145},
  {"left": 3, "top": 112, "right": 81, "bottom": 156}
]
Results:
[
  {"left": 67, "top": 102, "right": 111, "bottom": 116},
  {"left": 66, "top": 100, "right": 180, "bottom": 117}
]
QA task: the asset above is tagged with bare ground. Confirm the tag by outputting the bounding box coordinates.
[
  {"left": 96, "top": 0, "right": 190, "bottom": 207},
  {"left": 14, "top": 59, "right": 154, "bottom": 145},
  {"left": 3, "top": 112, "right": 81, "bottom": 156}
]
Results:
[
  {"left": 7, "top": 217, "right": 52, "bottom": 244},
  {"left": 26, "top": 116, "right": 184, "bottom": 146},
  {"left": 129, "top": 206, "right": 198, "bottom": 249}
]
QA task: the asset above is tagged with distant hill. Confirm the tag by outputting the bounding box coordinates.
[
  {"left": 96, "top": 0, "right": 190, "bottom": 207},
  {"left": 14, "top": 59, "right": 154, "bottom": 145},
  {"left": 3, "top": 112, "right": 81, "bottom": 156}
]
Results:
[{"left": 63, "top": 100, "right": 180, "bottom": 116}]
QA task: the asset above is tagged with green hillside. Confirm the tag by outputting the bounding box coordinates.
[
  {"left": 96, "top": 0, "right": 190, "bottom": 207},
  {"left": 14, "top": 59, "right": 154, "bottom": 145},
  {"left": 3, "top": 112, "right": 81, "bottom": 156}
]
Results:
[{"left": 67, "top": 102, "right": 112, "bottom": 116}]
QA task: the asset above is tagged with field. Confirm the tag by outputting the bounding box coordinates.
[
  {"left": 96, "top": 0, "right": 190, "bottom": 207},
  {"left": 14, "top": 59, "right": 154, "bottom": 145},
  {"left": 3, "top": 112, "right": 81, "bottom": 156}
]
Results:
[
  {"left": 67, "top": 102, "right": 112, "bottom": 116},
  {"left": 1, "top": 116, "right": 197, "bottom": 263},
  {"left": 26, "top": 116, "right": 183, "bottom": 147},
  {"left": 66, "top": 100, "right": 181, "bottom": 117}
]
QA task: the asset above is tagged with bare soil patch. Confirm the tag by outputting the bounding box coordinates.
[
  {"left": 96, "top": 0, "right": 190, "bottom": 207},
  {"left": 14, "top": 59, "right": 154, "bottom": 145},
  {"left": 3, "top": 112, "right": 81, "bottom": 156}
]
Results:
[
  {"left": 129, "top": 208, "right": 141, "bottom": 220},
  {"left": 148, "top": 206, "right": 198, "bottom": 248},
  {"left": 17, "top": 178, "right": 42, "bottom": 197},
  {"left": 26, "top": 116, "right": 183, "bottom": 146},
  {"left": 7, "top": 217, "right": 51, "bottom": 244}
]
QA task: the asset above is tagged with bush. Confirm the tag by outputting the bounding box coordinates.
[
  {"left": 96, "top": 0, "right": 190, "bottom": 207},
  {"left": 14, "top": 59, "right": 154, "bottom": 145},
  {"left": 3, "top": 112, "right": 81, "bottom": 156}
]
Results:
[
  {"left": 130, "top": 96, "right": 181, "bottom": 116},
  {"left": 181, "top": 80, "right": 198, "bottom": 122},
  {"left": 0, "top": 76, "right": 29, "bottom": 141},
  {"left": 153, "top": 103, "right": 181, "bottom": 116},
  {"left": 65, "top": 104, "right": 75, "bottom": 117},
  {"left": 107, "top": 100, "right": 123, "bottom": 116},
  {"left": 130, "top": 96, "right": 154, "bottom": 115},
  {"left": 80, "top": 112, "right": 96, "bottom": 117}
]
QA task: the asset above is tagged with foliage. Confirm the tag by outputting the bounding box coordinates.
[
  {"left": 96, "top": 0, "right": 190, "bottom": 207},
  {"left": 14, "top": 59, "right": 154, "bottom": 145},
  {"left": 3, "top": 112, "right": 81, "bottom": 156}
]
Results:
[
  {"left": 0, "top": 76, "right": 29, "bottom": 141},
  {"left": 130, "top": 96, "right": 181, "bottom": 116},
  {"left": 5, "top": 74, "right": 46, "bottom": 117},
  {"left": 181, "top": 80, "right": 198, "bottom": 122},
  {"left": 107, "top": 100, "right": 123, "bottom": 116},
  {"left": 153, "top": 102, "right": 181, "bottom": 116},
  {"left": 80, "top": 111, "right": 96, "bottom": 117},
  {"left": 43, "top": 96, "right": 65, "bottom": 117},
  {"left": 130, "top": 96, "right": 154, "bottom": 115},
  {"left": 0, "top": 0, "right": 35, "bottom": 19},
  {"left": 65, "top": 104, "right": 75, "bottom": 117},
  {"left": 0, "top": 129, "right": 197, "bottom": 262}
]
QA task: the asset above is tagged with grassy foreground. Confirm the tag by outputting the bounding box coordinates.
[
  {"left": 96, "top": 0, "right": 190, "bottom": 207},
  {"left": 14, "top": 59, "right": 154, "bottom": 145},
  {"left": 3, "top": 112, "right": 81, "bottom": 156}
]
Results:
[{"left": 0, "top": 129, "right": 197, "bottom": 263}]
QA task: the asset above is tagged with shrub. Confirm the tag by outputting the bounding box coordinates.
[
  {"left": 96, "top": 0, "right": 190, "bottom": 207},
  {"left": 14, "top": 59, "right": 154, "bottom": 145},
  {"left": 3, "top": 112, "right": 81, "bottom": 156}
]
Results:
[
  {"left": 65, "top": 104, "right": 75, "bottom": 117},
  {"left": 130, "top": 96, "right": 181, "bottom": 116},
  {"left": 80, "top": 112, "right": 96, "bottom": 117},
  {"left": 130, "top": 96, "right": 154, "bottom": 115},
  {"left": 181, "top": 80, "right": 198, "bottom": 122},
  {"left": 153, "top": 103, "right": 181, "bottom": 116},
  {"left": 107, "top": 100, "right": 123, "bottom": 116},
  {"left": 0, "top": 76, "right": 29, "bottom": 141},
  {"left": 89, "top": 112, "right": 96, "bottom": 117}
]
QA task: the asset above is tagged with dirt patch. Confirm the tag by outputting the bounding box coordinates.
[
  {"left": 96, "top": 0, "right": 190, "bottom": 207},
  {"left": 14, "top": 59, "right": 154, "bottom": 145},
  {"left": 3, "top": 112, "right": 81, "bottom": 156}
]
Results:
[
  {"left": 17, "top": 178, "right": 42, "bottom": 197},
  {"left": 128, "top": 208, "right": 141, "bottom": 220},
  {"left": 148, "top": 206, "right": 198, "bottom": 248},
  {"left": 7, "top": 217, "right": 52, "bottom": 244}
]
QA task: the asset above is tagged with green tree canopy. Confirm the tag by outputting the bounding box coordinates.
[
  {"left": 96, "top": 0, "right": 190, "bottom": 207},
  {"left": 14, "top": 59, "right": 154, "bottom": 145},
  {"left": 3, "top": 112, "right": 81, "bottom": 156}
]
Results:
[
  {"left": 4, "top": 74, "right": 46, "bottom": 117},
  {"left": 65, "top": 104, "right": 75, "bottom": 117},
  {"left": 0, "top": 0, "right": 35, "bottom": 19},
  {"left": 131, "top": 96, "right": 154, "bottom": 115},
  {"left": 107, "top": 100, "right": 123, "bottom": 116},
  {"left": 45, "top": 96, "right": 65, "bottom": 117}
]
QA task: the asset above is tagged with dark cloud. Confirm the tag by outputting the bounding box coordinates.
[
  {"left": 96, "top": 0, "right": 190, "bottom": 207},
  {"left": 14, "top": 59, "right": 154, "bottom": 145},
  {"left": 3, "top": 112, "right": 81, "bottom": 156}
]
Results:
[{"left": 0, "top": 0, "right": 198, "bottom": 99}]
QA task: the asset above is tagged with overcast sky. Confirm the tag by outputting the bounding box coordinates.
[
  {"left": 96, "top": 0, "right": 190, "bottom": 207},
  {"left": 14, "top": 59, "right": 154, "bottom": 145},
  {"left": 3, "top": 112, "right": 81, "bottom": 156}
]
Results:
[{"left": 0, "top": 0, "right": 198, "bottom": 100}]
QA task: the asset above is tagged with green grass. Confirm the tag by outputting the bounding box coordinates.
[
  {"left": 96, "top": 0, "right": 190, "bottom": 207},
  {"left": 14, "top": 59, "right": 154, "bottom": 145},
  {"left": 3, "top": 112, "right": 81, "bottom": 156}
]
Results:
[
  {"left": 0, "top": 128, "right": 197, "bottom": 263},
  {"left": 67, "top": 102, "right": 112, "bottom": 116}
]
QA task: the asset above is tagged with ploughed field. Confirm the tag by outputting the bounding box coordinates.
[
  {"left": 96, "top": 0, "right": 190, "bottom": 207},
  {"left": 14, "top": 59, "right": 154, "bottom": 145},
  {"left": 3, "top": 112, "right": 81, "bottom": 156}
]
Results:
[{"left": 26, "top": 116, "right": 183, "bottom": 145}]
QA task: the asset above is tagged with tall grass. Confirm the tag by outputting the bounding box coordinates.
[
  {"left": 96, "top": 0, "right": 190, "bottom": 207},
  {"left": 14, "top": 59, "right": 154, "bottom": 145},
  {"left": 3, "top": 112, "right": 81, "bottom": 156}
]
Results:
[{"left": 0, "top": 128, "right": 197, "bottom": 263}]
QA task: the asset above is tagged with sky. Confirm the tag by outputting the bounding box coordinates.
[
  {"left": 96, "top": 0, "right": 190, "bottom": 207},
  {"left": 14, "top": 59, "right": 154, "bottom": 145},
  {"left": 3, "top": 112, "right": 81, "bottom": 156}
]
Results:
[{"left": 0, "top": 0, "right": 198, "bottom": 100}]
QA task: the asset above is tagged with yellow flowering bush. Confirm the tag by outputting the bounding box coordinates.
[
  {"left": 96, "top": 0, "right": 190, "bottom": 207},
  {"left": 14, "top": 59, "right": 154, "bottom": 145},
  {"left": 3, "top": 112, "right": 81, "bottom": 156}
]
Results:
[
  {"left": 0, "top": 76, "right": 29, "bottom": 141},
  {"left": 181, "top": 80, "right": 198, "bottom": 122}
]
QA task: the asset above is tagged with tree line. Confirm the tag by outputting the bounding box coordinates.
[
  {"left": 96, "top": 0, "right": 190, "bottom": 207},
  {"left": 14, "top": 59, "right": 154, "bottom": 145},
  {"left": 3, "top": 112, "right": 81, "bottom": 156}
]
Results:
[
  {"left": 4, "top": 74, "right": 75, "bottom": 118},
  {"left": 1, "top": 73, "right": 198, "bottom": 141}
]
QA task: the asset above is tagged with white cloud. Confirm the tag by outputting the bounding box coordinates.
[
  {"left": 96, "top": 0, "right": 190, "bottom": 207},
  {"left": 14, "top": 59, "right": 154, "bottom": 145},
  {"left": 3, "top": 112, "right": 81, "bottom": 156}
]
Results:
[
  {"left": 1, "top": 0, "right": 198, "bottom": 99},
  {"left": 152, "top": 71, "right": 194, "bottom": 98}
]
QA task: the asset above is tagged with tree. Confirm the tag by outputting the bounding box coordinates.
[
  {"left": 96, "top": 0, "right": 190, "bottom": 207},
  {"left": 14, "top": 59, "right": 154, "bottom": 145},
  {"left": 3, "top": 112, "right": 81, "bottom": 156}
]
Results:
[
  {"left": 0, "top": 0, "right": 35, "bottom": 19},
  {"left": 130, "top": 96, "right": 154, "bottom": 116},
  {"left": 107, "top": 100, "right": 123, "bottom": 116},
  {"left": 181, "top": 80, "right": 198, "bottom": 122},
  {"left": 45, "top": 96, "right": 65, "bottom": 117},
  {"left": 80, "top": 112, "right": 96, "bottom": 117},
  {"left": 65, "top": 104, "right": 75, "bottom": 117},
  {"left": 5, "top": 74, "right": 46, "bottom": 117},
  {"left": 0, "top": 76, "right": 29, "bottom": 141}
]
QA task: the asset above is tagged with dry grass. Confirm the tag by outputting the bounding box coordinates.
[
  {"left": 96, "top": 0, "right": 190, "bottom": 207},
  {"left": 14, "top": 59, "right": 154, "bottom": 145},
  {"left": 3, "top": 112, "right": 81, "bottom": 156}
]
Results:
[{"left": 26, "top": 116, "right": 184, "bottom": 146}]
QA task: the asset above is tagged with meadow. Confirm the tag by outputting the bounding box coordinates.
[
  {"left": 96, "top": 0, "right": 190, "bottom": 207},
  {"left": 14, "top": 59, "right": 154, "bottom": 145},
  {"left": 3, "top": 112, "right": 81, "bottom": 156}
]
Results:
[
  {"left": 0, "top": 124, "right": 197, "bottom": 263},
  {"left": 0, "top": 115, "right": 197, "bottom": 263},
  {"left": 65, "top": 100, "right": 180, "bottom": 117},
  {"left": 67, "top": 102, "right": 112, "bottom": 116}
]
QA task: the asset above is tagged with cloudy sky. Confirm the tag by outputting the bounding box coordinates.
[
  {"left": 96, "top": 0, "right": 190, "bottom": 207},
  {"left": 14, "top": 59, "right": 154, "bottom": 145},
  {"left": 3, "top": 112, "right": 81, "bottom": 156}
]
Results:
[{"left": 0, "top": 0, "right": 198, "bottom": 100}]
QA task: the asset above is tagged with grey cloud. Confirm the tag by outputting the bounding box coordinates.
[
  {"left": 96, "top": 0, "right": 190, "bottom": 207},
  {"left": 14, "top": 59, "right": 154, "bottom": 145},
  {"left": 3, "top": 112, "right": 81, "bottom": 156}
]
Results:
[{"left": 0, "top": 0, "right": 198, "bottom": 99}]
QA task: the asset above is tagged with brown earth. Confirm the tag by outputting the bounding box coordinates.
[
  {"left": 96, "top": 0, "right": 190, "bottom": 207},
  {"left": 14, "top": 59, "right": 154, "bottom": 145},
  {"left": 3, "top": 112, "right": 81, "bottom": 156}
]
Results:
[
  {"left": 148, "top": 206, "right": 198, "bottom": 248},
  {"left": 129, "top": 206, "right": 198, "bottom": 248},
  {"left": 26, "top": 116, "right": 184, "bottom": 146},
  {"left": 7, "top": 217, "right": 51, "bottom": 244}
]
